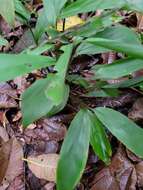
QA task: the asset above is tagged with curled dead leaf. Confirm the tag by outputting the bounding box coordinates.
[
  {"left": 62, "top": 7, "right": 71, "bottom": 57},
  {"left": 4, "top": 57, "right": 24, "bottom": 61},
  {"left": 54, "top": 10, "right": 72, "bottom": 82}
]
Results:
[{"left": 26, "top": 154, "right": 59, "bottom": 182}]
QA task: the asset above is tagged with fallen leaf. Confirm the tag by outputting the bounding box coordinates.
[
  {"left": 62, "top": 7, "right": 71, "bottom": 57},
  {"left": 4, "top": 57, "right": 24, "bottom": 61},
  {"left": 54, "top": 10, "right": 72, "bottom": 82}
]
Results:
[
  {"left": 14, "top": 76, "right": 28, "bottom": 94},
  {"left": 43, "top": 182, "right": 55, "bottom": 190},
  {"left": 136, "top": 161, "right": 143, "bottom": 187},
  {"left": 12, "top": 30, "right": 35, "bottom": 53},
  {"left": 91, "top": 168, "right": 119, "bottom": 190},
  {"left": 24, "top": 118, "right": 67, "bottom": 143},
  {"left": 0, "top": 83, "right": 17, "bottom": 109},
  {"left": 6, "top": 175, "right": 25, "bottom": 190},
  {"left": 0, "top": 140, "right": 12, "bottom": 183},
  {"left": 128, "top": 98, "right": 143, "bottom": 121},
  {"left": 91, "top": 147, "right": 137, "bottom": 190},
  {"left": 26, "top": 154, "right": 59, "bottom": 182},
  {"left": 0, "top": 126, "right": 9, "bottom": 142},
  {"left": 0, "top": 137, "right": 24, "bottom": 189}
]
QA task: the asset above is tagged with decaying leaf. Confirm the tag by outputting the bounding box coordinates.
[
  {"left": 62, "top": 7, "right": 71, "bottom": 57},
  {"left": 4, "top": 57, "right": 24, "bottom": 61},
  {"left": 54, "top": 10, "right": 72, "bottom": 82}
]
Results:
[
  {"left": 0, "top": 82, "right": 17, "bottom": 109},
  {"left": 24, "top": 118, "right": 67, "bottom": 143},
  {"left": 26, "top": 154, "right": 59, "bottom": 182},
  {"left": 91, "top": 168, "right": 119, "bottom": 190},
  {"left": 0, "top": 139, "right": 12, "bottom": 184},
  {"left": 136, "top": 161, "right": 143, "bottom": 187},
  {"left": 128, "top": 98, "right": 143, "bottom": 122},
  {"left": 91, "top": 147, "right": 137, "bottom": 190},
  {"left": 0, "top": 126, "right": 24, "bottom": 189},
  {"left": 0, "top": 126, "right": 9, "bottom": 142}
]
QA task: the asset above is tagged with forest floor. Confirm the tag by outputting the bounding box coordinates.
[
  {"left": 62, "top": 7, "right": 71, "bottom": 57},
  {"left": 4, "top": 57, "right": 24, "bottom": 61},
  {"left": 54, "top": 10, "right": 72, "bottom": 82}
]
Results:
[{"left": 0, "top": 1, "right": 143, "bottom": 190}]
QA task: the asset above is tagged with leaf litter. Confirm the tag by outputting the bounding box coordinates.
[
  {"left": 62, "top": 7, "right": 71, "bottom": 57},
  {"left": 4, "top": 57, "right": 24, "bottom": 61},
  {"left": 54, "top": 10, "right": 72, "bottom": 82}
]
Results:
[{"left": 0, "top": 1, "right": 143, "bottom": 190}]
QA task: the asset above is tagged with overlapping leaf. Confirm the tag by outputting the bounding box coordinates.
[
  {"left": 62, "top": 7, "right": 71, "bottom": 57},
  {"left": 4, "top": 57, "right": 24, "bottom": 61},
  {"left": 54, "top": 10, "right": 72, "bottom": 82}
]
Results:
[
  {"left": 57, "top": 109, "right": 91, "bottom": 190},
  {"left": 0, "top": 54, "right": 55, "bottom": 82},
  {"left": 22, "top": 44, "right": 73, "bottom": 126},
  {"left": 94, "top": 107, "right": 143, "bottom": 158}
]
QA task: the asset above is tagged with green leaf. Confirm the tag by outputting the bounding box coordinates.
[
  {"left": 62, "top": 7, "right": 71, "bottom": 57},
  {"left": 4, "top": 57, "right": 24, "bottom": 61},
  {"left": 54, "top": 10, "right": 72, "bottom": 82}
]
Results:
[
  {"left": 34, "top": 9, "right": 48, "bottom": 43},
  {"left": 14, "top": 0, "right": 30, "bottom": 21},
  {"left": 55, "top": 44, "right": 73, "bottom": 79},
  {"left": 43, "top": 0, "right": 68, "bottom": 26},
  {"left": 61, "top": 0, "right": 125, "bottom": 18},
  {"left": 94, "top": 107, "right": 143, "bottom": 158},
  {"left": 46, "top": 44, "right": 73, "bottom": 104},
  {"left": 0, "top": 54, "right": 55, "bottom": 82},
  {"left": 24, "top": 44, "right": 54, "bottom": 55},
  {"left": 22, "top": 44, "right": 73, "bottom": 126},
  {"left": 22, "top": 77, "right": 54, "bottom": 127},
  {"left": 57, "top": 109, "right": 91, "bottom": 190},
  {"left": 87, "top": 38, "right": 143, "bottom": 59},
  {"left": 0, "top": 0, "right": 15, "bottom": 26},
  {"left": 76, "top": 25, "right": 140, "bottom": 55},
  {"left": 86, "top": 88, "right": 119, "bottom": 97},
  {"left": 88, "top": 110, "right": 112, "bottom": 163},
  {"left": 91, "top": 58, "right": 143, "bottom": 80},
  {"left": 126, "top": 0, "right": 143, "bottom": 13},
  {"left": 0, "top": 36, "right": 8, "bottom": 46},
  {"left": 103, "top": 76, "right": 143, "bottom": 89},
  {"left": 22, "top": 75, "right": 69, "bottom": 127}
]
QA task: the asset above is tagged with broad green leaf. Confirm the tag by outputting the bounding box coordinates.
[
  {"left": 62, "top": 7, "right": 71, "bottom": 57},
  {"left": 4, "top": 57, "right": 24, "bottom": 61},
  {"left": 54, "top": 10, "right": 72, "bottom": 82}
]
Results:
[
  {"left": 14, "top": 0, "right": 30, "bottom": 21},
  {"left": 92, "top": 58, "right": 143, "bottom": 80},
  {"left": 22, "top": 76, "right": 69, "bottom": 127},
  {"left": 22, "top": 44, "right": 72, "bottom": 126},
  {"left": 57, "top": 109, "right": 91, "bottom": 190},
  {"left": 43, "top": 0, "right": 68, "bottom": 26},
  {"left": 126, "top": 0, "right": 143, "bottom": 13},
  {"left": 61, "top": 0, "right": 125, "bottom": 18},
  {"left": 95, "top": 25, "right": 140, "bottom": 44},
  {"left": 94, "top": 107, "right": 143, "bottom": 158},
  {"left": 103, "top": 76, "right": 143, "bottom": 89},
  {"left": 45, "top": 77, "right": 67, "bottom": 105},
  {"left": 46, "top": 44, "right": 73, "bottom": 104},
  {"left": 76, "top": 25, "right": 140, "bottom": 55},
  {"left": 86, "top": 88, "right": 119, "bottom": 97},
  {"left": 55, "top": 44, "right": 73, "bottom": 79},
  {"left": 22, "top": 77, "right": 54, "bottom": 127},
  {"left": 34, "top": 9, "right": 48, "bottom": 43},
  {"left": 0, "top": 54, "right": 55, "bottom": 82},
  {"left": 88, "top": 110, "right": 112, "bottom": 163},
  {"left": 0, "top": 36, "right": 8, "bottom": 46},
  {"left": 87, "top": 38, "right": 143, "bottom": 59},
  {"left": 0, "top": 0, "right": 15, "bottom": 26},
  {"left": 24, "top": 44, "right": 54, "bottom": 55}
]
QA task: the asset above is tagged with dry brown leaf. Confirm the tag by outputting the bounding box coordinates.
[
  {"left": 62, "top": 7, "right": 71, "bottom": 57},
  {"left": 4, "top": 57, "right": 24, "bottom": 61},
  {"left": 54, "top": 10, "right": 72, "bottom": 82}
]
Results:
[
  {"left": 91, "top": 147, "right": 137, "bottom": 190},
  {"left": 91, "top": 168, "right": 119, "bottom": 190},
  {"left": 0, "top": 83, "right": 17, "bottom": 109},
  {"left": 0, "top": 126, "right": 9, "bottom": 142},
  {"left": 43, "top": 182, "right": 55, "bottom": 190},
  {"left": 24, "top": 118, "right": 67, "bottom": 144},
  {"left": 26, "top": 154, "right": 59, "bottom": 182},
  {"left": 0, "top": 138, "right": 24, "bottom": 189},
  {"left": 128, "top": 98, "right": 143, "bottom": 121},
  {"left": 0, "top": 140, "right": 12, "bottom": 184},
  {"left": 136, "top": 161, "right": 143, "bottom": 187}
]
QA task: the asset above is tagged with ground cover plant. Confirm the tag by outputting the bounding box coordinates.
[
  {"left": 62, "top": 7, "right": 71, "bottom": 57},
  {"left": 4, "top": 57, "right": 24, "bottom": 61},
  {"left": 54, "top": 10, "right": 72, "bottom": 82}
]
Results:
[{"left": 1, "top": 0, "right": 143, "bottom": 189}]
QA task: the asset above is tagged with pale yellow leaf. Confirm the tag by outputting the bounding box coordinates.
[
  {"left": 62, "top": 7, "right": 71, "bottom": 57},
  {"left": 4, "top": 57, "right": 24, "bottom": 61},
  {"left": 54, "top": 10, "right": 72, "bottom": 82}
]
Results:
[
  {"left": 57, "top": 16, "right": 84, "bottom": 31},
  {"left": 25, "top": 154, "right": 59, "bottom": 182}
]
